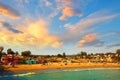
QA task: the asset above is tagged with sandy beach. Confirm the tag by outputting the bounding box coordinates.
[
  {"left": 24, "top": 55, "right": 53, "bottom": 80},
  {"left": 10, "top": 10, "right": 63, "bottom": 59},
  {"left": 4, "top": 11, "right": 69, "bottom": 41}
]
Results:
[{"left": 2, "top": 63, "right": 120, "bottom": 71}]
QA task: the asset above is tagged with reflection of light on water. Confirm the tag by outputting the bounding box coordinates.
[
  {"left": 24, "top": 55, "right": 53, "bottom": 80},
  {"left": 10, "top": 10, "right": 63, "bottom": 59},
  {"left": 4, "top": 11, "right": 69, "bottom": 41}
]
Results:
[
  {"left": 0, "top": 72, "right": 38, "bottom": 78},
  {"left": 13, "top": 72, "right": 37, "bottom": 76},
  {"left": 62, "top": 68, "right": 120, "bottom": 72}
]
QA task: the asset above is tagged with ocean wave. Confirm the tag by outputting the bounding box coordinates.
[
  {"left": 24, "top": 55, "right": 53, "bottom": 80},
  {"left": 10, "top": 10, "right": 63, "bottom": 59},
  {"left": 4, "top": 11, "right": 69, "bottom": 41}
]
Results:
[
  {"left": 0, "top": 72, "right": 38, "bottom": 78},
  {"left": 62, "top": 67, "right": 120, "bottom": 72}
]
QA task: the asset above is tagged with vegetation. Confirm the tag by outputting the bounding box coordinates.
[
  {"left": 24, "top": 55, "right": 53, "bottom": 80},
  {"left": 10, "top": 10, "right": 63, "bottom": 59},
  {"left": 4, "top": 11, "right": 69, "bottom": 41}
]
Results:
[
  {"left": 21, "top": 50, "right": 31, "bottom": 57},
  {"left": 0, "top": 46, "right": 120, "bottom": 64},
  {"left": 0, "top": 46, "right": 4, "bottom": 62},
  {"left": 62, "top": 52, "right": 66, "bottom": 57},
  {"left": 7, "top": 48, "right": 15, "bottom": 67},
  {"left": 116, "top": 49, "right": 120, "bottom": 54},
  {"left": 57, "top": 54, "right": 63, "bottom": 58},
  {"left": 7, "top": 48, "right": 14, "bottom": 55},
  {"left": 57, "top": 52, "right": 66, "bottom": 58},
  {"left": 77, "top": 51, "right": 87, "bottom": 58}
]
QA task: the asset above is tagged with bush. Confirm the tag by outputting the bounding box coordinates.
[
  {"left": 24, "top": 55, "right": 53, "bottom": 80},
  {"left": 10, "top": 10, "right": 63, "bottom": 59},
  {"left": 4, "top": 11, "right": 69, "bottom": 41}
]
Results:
[{"left": 18, "top": 58, "right": 26, "bottom": 64}]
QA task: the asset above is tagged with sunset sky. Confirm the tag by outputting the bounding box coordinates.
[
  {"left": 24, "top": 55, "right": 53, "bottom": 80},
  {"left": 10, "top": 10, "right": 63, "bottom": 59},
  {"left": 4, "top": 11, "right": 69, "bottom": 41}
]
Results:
[{"left": 0, "top": 0, "right": 120, "bottom": 55}]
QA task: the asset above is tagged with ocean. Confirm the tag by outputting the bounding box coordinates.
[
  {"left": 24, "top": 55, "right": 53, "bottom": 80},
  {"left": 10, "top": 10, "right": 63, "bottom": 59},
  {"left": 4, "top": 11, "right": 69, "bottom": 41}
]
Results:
[{"left": 0, "top": 68, "right": 120, "bottom": 80}]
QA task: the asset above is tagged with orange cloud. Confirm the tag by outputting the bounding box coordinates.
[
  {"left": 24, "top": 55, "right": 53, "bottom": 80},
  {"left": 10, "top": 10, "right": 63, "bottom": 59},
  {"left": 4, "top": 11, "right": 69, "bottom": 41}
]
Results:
[
  {"left": 77, "top": 33, "right": 97, "bottom": 47},
  {"left": 0, "top": 2, "right": 20, "bottom": 19},
  {"left": 0, "top": 20, "right": 62, "bottom": 48},
  {"left": 59, "top": 7, "right": 74, "bottom": 20},
  {"left": 51, "top": 41, "right": 63, "bottom": 48},
  {"left": 84, "top": 33, "right": 96, "bottom": 42},
  {"left": 57, "top": 0, "right": 83, "bottom": 20},
  {"left": 79, "top": 40, "right": 86, "bottom": 47},
  {"left": 26, "top": 20, "right": 48, "bottom": 38}
]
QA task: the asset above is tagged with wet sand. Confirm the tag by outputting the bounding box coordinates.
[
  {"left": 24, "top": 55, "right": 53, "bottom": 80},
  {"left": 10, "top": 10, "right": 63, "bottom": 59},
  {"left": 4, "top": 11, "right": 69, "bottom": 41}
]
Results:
[{"left": 2, "top": 63, "right": 120, "bottom": 71}]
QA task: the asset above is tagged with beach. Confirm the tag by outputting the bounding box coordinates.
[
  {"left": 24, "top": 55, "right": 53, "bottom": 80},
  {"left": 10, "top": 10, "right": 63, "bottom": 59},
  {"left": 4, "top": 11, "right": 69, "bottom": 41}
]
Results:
[{"left": 2, "top": 63, "right": 120, "bottom": 71}]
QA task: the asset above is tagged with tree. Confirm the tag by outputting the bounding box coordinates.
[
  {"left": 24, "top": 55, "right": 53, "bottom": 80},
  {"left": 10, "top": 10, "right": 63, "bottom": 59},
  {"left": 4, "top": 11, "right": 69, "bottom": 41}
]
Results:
[
  {"left": 79, "top": 51, "right": 87, "bottom": 58},
  {"left": 14, "top": 51, "right": 19, "bottom": 56},
  {"left": 116, "top": 49, "right": 120, "bottom": 63},
  {"left": 21, "top": 50, "right": 31, "bottom": 57},
  {"left": 116, "top": 49, "right": 120, "bottom": 54},
  {"left": 0, "top": 46, "right": 4, "bottom": 52},
  {"left": 57, "top": 54, "right": 62, "bottom": 58},
  {"left": 7, "top": 48, "right": 14, "bottom": 55},
  {"left": 0, "top": 46, "right": 4, "bottom": 62},
  {"left": 62, "top": 52, "right": 66, "bottom": 57},
  {"left": 45, "top": 55, "right": 51, "bottom": 58},
  {"left": 7, "top": 48, "right": 15, "bottom": 67}
]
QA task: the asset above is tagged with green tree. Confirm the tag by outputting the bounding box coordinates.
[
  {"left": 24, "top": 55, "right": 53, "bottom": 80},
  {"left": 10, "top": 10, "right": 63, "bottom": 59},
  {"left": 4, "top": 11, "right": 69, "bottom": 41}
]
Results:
[
  {"left": 0, "top": 46, "right": 4, "bottom": 52},
  {"left": 14, "top": 51, "right": 19, "bottom": 56},
  {"left": 21, "top": 50, "right": 31, "bottom": 57},
  {"left": 80, "top": 51, "right": 87, "bottom": 58},
  {"left": 116, "top": 49, "right": 120, "bottom": 54},
  {"left": 45, "top": 55, "right": 51, "bottom": 58},
  {"left": 7, "top": 48, "right": 15, "bottom": 67},
  {"left": 7, "top": 48, "right": 14, "bottom": 55},
  {"left": 57, "top": 54, "right": 62, "bottom": 58},
  {"left": 116, "top": 49, "right": 120, "bottom": 62},
  {"left": 0, "top": 46, "right": 4, "bottom": 62},
  {"left": 62, "top": 52, "right": 66, "bottom": 57}
]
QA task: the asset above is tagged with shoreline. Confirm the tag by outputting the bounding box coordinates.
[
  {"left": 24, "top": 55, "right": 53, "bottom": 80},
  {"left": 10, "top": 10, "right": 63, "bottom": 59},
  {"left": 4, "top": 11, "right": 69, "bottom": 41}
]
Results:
[{"left": 2, "top": 63, "right": 120, "bottom": 72}]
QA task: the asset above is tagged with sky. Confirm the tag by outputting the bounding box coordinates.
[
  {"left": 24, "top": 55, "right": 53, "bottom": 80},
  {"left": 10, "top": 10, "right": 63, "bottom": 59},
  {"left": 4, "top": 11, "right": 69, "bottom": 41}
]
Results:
[{"left": 0, "top": 0, "right": 120, "bottom": 55}]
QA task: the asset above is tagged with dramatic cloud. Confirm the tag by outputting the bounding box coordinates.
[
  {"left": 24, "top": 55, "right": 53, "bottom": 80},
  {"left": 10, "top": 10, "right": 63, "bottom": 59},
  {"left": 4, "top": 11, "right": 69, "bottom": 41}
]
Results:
[
  {"left": 60, "top": 11, "right": 120, "bottom": 43},
  {"left": 57, "top": 0, "right": 83, "bottom": 20},
  {"left": 83, "top": 33, "right": 96, "bottom": 42},
  {"left": 64, "top": 11, "right": 120, "bottom": 34},
  {"left": 0, "top": 20, "right": 62, "bottom": 48},
  {"left": 13, "top": 0, "right": 83, "bottom": 20},
  {"left": 59, "top": 7, "right": 74, "bottom": 20},
  {"left": 78, "top": 33, "right": 97, "bottom": 46},
  {"left": 0, "top": 22, "right": 22, "bottom": 33},
  {"left": 0, "top": 1, "right": 20, "bottom": 19},
  {"left": 75, "top": 33, "right": 104, "bottom": 48},
  {"left": 48, "top": 0, "right": 84, "bottom": 20}
]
